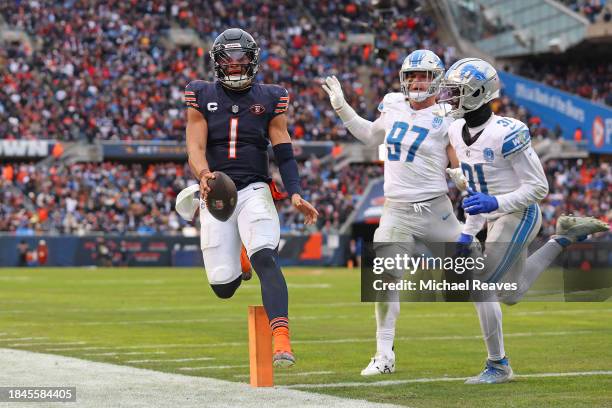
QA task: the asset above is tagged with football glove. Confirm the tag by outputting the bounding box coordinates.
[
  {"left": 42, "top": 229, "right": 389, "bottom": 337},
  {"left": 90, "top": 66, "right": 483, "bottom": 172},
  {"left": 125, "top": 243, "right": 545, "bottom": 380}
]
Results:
[
  {"left": 455, "top": 233, "right": 474, "bottom": 258},
  {"left": 322, "top": 75, "right": 347, "bottom": 112},
  {"left": 446, "top": 168, "right": 468, "bottom": 191},
  {"left": 462, "top": 188, "right": 499, "bottom": 215}
]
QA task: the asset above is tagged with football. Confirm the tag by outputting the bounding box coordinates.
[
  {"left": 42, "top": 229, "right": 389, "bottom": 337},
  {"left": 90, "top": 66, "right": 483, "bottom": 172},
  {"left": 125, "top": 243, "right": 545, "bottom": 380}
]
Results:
[{"left": 205, "top": 171, "right": 238, "bottom": 222}]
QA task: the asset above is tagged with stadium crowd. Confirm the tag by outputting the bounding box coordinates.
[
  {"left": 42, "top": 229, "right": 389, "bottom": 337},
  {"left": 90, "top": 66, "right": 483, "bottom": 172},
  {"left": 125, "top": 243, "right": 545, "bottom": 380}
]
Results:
[
  {"left": 0, "top": 158, "right": 377, "bottom": 235},
  {"left": 516, "top": 61, "right": 612, "bottom": 107},
  {"left": 560, "top": 0, "right": 611, "bottom": 23},
  {"left": 0, "top": 0, "right": 453, "bottom": 143}
]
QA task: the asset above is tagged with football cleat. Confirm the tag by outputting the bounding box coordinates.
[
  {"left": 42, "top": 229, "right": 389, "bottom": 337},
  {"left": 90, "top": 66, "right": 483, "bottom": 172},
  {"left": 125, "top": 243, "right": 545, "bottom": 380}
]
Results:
[
  {"left": 465, "top": 357, "right": 513, "bottom": 384},
  {"left": 552, "top": 215, "right": 609, "bottom": 247},
  {"left": 273, "top": 351, "right": 295, "bottom": 368},
  {"left": 360, "top": 354, "right": 395, "bottom": 376},
  {"left": 240, "top": 245, "right": 252, "bottom": 281}
]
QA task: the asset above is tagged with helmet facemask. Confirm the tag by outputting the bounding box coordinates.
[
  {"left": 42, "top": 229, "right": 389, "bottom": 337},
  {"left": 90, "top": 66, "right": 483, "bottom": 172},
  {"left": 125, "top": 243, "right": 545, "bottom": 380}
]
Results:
[
  {"left": 400, "top": 68, "right": 443, "bottom": 102},
  {"left": 211, "top": 47, "right": 259, "bottom": 90}
]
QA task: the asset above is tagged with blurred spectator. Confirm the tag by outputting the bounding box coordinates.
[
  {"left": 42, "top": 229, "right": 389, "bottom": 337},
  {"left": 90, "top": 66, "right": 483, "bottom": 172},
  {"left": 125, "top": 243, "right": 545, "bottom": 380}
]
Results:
[{"left": 517, "top": 61, "right": 612, "bottom": 107}]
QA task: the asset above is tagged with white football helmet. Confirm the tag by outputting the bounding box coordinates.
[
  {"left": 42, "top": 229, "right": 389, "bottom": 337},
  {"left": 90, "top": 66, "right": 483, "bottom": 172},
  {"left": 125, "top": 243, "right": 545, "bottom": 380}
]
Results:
[
  {"left": 399, "top": 50, "right": 445, "bottom": 102},
  {"left": 439, "top": 58, "right": 500, "bottom": 118}
]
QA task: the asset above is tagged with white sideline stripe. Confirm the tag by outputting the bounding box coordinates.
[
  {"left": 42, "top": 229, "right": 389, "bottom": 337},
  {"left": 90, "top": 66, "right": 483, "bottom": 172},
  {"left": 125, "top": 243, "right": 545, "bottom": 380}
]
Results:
[
  {"left": 0, "top": 349, "right": 399, "bottom": 408},
  {"left": 41, "top": 329, "right": 609, "bottom": 352},
  {"left": 8, "top": 341, "right": 86, "bottom": 347},
  {"left": 284, "top": 370, "right": 612, "bottom": 389},
  {"left": 234, "top": 371, "right": 335, "bottom": 379},
  {"left": 179, "top": 365, "right": 249, "bottom": 370},
  {"left": 0, "top": 336, "right": 48, "bottom": 342},
  {"left": 16, "top": 308, "right": 611, "bottom": 327},
  {"left": 84, "top": 351, "right": 167, "bottom": 357},
  {"left": 64, "top": 279, "right": 167, "bottom": 285},
  {"left": 126, "top": 357, "right": 216, "bottom": 363}
]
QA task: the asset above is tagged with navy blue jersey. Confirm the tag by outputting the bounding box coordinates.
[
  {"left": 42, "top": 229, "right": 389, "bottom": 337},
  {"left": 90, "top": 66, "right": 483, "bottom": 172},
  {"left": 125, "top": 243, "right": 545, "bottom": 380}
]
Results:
[{"left": 185, "top": 80, "right": 289, "bottom": 190}]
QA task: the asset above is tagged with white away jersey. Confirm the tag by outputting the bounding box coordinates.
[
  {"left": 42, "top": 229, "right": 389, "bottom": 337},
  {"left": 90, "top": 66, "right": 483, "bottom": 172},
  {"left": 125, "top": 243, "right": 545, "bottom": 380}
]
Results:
[
  {"left": 377, "top": 93, "right": 453, "bottom": 202},
  {"left": 448, "top": 114, "right": 548, "bottom": 218}
]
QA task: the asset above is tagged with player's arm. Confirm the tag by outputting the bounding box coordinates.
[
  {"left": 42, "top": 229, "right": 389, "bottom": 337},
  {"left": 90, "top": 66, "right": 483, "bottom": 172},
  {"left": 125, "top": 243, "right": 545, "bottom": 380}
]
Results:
[
  {"left": 185, "top": 107, "right": 215, "bottom": 197},
  {"left": 494, "top": 147, "right": 549, "bottom": 213},
  {"left": 463, "top": 128, "right": 548, "bottom": 215},
  {"left": 445, "top": 144, "right": 469, "bottom": 191},
  {"left": 269, "top": 113, "right": 319, "bottom": 225},
  {"left": 322, "top": 76, "right": 385, "bottom": 146},
  {"left": 446, "top": 144, "right": 460, "bottom": 168}
]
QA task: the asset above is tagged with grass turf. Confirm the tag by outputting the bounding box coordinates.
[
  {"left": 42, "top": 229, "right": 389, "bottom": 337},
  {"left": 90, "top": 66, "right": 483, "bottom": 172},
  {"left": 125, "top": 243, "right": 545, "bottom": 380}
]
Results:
[{"left": 0, "top": 267, "right": 610, "bottom": 407}]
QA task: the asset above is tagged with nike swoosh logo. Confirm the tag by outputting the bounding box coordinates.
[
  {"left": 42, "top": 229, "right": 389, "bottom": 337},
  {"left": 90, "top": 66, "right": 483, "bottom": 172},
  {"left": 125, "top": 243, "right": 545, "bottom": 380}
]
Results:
[
  {"left": 442, "top": 213, "right": 451, "bottom": 220},
  {"left": 253, "top": 187, "right": 264, "bottom": 190}
]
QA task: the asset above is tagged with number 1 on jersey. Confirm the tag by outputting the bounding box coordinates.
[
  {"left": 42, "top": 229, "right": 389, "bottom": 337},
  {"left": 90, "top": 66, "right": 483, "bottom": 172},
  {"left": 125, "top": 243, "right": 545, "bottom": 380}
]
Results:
[{"left": 228, "top": 117, "right": 238, "bottom": 159}]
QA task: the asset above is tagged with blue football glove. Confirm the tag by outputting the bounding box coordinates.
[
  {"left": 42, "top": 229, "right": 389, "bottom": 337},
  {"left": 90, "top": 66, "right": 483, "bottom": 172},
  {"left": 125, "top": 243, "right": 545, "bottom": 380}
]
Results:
[
  {"left": 462, "top": 188, "right": 499, "bottom": 215},
  {"left": 455, "top": 233, "right": 474, "bottom": 258}
]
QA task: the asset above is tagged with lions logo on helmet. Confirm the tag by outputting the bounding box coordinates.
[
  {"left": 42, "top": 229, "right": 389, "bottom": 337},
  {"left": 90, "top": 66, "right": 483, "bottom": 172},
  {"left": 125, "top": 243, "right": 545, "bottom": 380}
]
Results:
[
  {"left": 399, "top": 50, "right": 445, "bottom": 102},
  {"left": 210, "top": 28, "right": 260, "bottom": 90},
  {"left": 439, "top": 58, "right": 500, "bottom": 118}
]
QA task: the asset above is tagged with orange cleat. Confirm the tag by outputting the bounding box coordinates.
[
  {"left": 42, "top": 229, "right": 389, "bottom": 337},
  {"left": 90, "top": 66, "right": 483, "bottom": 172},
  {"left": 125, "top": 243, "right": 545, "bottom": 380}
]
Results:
[
  {"left": 271, "top": 325, "right": 295, "bottom": 367},
  {"left": 240, "top": 245, "right": 252, "bottom": 281}
]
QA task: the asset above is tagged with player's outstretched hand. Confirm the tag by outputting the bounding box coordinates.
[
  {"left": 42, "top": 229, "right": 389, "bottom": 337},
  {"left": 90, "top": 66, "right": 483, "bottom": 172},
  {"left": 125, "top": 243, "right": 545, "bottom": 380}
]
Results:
[
  {"left": 198, "top": 169, "right": 216, "bottom": 201},
  {"left": 321, "top": 76, "right": 346, "bottom": 111},
  {"left": 291, "top": 194, "right": 319, "bottom": 225}
]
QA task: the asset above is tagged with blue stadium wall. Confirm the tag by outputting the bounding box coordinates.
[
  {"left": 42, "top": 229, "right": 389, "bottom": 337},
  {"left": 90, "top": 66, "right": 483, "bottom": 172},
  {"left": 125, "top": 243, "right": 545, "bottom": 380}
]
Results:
[{"left": 0, "top": 235, "right": 350, "bottom": 267}]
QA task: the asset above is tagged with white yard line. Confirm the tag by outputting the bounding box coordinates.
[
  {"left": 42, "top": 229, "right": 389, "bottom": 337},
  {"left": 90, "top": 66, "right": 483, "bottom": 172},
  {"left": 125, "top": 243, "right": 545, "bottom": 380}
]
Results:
[
  {"left": 126, "top": 357, "right": 215, "bottom": 364},
  {"left": 0, "top": 348, "right": 400, "bottom": 408},
  {"left": 42, "top": 329, "right": 609, "bottom": 352},
  {"left": 179, "top": 365, "right": 250, "bottom": 370},
  {"left": 284, "top": 371, "right": 612, "bottom": 389},
  {"left": 7, "top": 341, "right": 86, "bottom": 347},
  {"left": 0, "top": 336, "right": 48, "bottom": 342},
  {"left": 234, "top": 371, "right": 335, "bottom": 379},
  {"left": 84, "top": 351, "right": 167, "bottom": 357}
]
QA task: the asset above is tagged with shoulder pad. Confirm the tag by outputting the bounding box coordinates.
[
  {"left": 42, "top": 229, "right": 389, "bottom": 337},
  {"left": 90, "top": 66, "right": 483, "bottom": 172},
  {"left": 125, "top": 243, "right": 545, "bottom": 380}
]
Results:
[
  {"left": 501, "top": 121, "right": 531, "bottom": 158},
  {"left": 378, "top": 92, "right": 405, "bottom": 112}
]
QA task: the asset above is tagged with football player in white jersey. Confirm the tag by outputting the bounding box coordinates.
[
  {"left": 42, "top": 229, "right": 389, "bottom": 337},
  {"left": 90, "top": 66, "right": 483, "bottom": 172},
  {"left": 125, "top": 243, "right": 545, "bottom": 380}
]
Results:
[
  {"left": 323, "top": 50, "right": 464, "bottom": 376},
  {"left": 440, "top": 58, "right": 609, "bottom": 384}
]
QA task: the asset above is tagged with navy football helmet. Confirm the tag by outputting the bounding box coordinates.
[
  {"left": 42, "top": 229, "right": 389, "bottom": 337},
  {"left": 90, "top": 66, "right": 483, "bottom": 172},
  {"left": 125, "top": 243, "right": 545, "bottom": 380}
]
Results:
[{"left": 210, "top": 28, "right": 260, "bottom": 90}]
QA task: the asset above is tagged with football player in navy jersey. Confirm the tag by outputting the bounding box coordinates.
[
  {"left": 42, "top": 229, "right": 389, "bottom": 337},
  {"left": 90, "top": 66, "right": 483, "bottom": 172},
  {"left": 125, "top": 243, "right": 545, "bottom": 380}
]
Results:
[{"left": 185, "top": 28, "right": 318, "bottom": 367}]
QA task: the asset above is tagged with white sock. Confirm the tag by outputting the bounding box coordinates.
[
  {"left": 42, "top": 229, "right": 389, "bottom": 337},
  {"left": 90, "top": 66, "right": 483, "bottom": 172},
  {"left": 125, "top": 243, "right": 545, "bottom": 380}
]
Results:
[
  {"left": 474, "top": 301, "right": 505, "bottom": 361},
  {"left": 375, "top": 300, "right": 399, "bottom": 359},
  {"left": 510, "top": 240, "right": 564, "bottom": 302}
]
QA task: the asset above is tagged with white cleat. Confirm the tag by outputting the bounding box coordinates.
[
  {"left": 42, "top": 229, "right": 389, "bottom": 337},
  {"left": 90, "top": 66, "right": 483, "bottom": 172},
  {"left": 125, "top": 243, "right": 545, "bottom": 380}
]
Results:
[
  {"left": 360, "top": 354, "right": 395, "bottom": 376},
  {"left": 553, "top": 215, "right": 609, "bottom": 246},
  {"left": 465, "top": 358, "right": 514, "bottom": 384}
]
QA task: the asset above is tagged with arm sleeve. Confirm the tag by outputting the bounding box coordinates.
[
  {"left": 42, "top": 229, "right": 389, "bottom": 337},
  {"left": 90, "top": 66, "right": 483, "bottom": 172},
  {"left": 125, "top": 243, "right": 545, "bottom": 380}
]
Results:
[
  {"left": 462, "top": 213, "right": 486, "bottom": 236},
  {"left": 495, "top": 147, "right": 549, "bottom": 213},
  {"left": 342, "top": 114, "right": 386, "bottom": 146}
]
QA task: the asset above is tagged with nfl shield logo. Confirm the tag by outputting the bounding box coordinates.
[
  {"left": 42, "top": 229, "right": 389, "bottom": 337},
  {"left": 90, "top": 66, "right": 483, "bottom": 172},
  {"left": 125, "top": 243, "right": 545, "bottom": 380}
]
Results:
[
  {"left": 484, "top": 148, "right": 494, "bottom": 162},
  {"left": 432, "top": 116, "right": 443, "bottom": 129},
  {"left": 232, "top": 105, "right": 239, "bottom": 114},
  {"left": 213, "top": 200, "right": 224, "bottom": 210}
]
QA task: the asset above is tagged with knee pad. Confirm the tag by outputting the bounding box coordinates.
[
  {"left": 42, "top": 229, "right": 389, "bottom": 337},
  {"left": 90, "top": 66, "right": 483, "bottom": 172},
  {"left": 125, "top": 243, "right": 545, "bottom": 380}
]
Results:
[
  {"left": 250, "top": 248, "right": 279, "bottom": 273},
  {"left": 210, "top": 275, "right": 242, "bottom": 299}
]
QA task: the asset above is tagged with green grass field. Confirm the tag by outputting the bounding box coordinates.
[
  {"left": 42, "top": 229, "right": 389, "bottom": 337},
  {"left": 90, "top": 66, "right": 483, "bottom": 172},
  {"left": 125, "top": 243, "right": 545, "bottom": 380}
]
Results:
[{"left": 0, "top": 267, "right": 610, "bottom": 407}]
